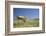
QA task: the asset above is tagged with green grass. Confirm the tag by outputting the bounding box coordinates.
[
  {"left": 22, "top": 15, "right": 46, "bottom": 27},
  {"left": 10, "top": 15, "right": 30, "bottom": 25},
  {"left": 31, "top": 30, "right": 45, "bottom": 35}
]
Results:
[{"left": 13, "top": 19, "right": 39, "bottom": 28}]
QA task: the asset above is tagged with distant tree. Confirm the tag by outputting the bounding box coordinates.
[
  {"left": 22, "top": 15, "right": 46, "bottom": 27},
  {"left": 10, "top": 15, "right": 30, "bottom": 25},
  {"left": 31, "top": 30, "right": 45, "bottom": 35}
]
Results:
[{"left": 16, "top": 16, "right": 27, "bottom": 24}]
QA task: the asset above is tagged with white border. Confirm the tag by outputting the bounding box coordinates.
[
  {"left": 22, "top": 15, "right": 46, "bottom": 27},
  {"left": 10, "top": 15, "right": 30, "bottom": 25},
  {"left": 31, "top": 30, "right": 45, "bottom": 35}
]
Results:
[{"left": 10, "top": 5, "right": 42, "bottom": 32}]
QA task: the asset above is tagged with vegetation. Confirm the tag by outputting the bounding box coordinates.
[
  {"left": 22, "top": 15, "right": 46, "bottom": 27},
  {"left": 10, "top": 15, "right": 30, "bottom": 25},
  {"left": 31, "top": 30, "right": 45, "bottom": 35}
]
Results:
[{"left": 13, "top": 18, "right": 39, "bottom": 28}]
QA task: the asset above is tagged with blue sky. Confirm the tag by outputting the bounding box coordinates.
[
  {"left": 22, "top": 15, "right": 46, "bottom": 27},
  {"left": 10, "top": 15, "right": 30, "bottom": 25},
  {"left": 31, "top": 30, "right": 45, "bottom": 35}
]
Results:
[{"left": 13, "top": 8, "right": 39, "bottom": 19}]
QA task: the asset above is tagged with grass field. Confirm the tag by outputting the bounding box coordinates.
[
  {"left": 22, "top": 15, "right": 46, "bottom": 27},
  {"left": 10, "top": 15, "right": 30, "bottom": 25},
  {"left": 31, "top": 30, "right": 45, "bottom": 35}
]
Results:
[{"left": 13, "top": 18, "right": 39, "bottom": 28}]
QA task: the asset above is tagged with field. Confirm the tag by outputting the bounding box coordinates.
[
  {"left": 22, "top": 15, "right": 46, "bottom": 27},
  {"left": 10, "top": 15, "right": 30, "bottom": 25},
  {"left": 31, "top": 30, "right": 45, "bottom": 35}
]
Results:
[{"left": 13, "top": 19, "right": 39, "bottom": 28}]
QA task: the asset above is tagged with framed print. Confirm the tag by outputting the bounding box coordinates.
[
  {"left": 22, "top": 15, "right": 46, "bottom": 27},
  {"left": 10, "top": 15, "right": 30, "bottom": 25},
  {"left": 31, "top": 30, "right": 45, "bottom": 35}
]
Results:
[{"left": 5, "top": 1, "right": 45, "bottom": 36}]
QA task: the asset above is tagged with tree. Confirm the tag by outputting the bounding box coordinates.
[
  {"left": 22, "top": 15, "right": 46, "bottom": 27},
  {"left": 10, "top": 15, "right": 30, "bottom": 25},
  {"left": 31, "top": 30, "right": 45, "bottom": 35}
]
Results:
[{"left": 16, "top": 16, "right": 27, "bottom": 24}]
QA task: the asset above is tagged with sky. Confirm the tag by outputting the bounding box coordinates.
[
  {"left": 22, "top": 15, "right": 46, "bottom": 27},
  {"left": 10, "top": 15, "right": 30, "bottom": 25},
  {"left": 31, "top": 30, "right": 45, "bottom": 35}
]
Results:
[{"left": 13, "top": 8, "right": 39, "bottom": 19}]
